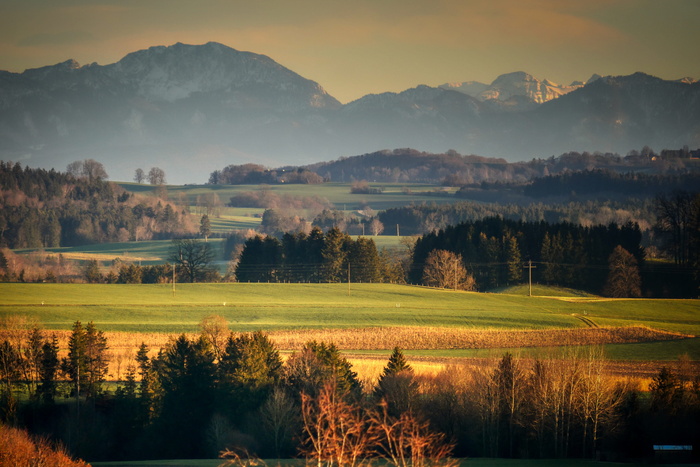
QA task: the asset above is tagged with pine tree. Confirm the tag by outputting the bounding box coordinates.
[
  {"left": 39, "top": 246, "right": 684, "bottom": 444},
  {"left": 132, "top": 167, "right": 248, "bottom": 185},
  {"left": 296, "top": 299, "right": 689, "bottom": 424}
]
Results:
[
  {"left": 38, "top": 335, "right": 59, "bottom": 404},
  {"left": 61, "top": 321, "right": 108, "bottom": 399},
  {"left": 199, "top": 214, "right": 211, "bottom": 242},
  {"left": 321, "top": 228, "right": 351, "bottom": 282},
  {"left": 348, "top": 237, "right": 381, "bottom": 283},
  {"left": 381, "top": 346, "right": 412, "bottom": 378},
  {"left": 219, "top": 331, "right": 283, "bottom": 419},
  {"left": 24, "top": 326, "right": 43, "bottom": 399},
  {"left": 153, "top": 334, "right": 216, "bottom": 458},
  {"left": 375, "top": 347, "right": 417, "bottom": 416},
  {"left": 504, "top": 234, "right": 522, "bottom": 285}
]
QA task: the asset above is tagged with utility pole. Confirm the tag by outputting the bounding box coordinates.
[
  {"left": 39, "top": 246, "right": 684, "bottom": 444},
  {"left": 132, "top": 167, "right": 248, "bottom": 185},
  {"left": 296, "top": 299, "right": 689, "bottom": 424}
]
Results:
[
  {"left": 454, "top": 258, "right": 458, "bottom": 291},
  {"left": 347, "top": 263, "right": 351, "bottom": 296},
  {"left": 396, "top": 224, "right": 400, "bottom": 236},
  {"left": 523, "top": 260, "right": 537, "bottom": 297}
]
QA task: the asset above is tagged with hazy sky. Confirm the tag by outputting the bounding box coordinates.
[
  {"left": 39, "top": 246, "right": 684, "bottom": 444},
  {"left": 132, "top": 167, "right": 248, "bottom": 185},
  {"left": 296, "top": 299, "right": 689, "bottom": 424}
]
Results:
[{"left": 1, "top": 0, "right": 698, "bottom": 103}]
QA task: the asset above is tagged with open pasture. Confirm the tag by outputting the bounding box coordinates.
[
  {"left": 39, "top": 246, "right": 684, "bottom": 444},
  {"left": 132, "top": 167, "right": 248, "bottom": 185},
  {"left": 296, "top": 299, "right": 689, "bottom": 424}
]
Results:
[
  {"left": 121, "top": 182, "right": 460, "bottom": 211},
  {"left": 1, "top": 283, "right": 698, "bottom": 360},
  {"left": 15, "top": 239, "right": 226, "bottom": 267}
]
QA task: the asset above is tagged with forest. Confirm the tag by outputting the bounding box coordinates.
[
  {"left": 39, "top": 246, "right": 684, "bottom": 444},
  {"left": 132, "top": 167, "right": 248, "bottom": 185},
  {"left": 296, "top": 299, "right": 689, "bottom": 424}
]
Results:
[
  {"left": 0, "top": 161, "right": 194, "bottom": 249},
  {"left": 234, "top": 227, "right": 403, "bottom": 284},
  {"left": 0, "top": 320, "right": 698, "bottom": 463},
  {"left": 231, "top": 212, "right": 699, "bottom": 298},
  {"left": 210, "top": 147, "right": 700, "bottom": 186},
  {"left": 410, "top": 218, "right": 644, "bottom": 292}
]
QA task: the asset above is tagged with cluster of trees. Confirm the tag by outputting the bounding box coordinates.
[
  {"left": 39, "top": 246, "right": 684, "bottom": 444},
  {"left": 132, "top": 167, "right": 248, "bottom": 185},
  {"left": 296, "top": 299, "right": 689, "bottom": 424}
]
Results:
[
  {"left": 210, "top": 147, "right": 699, "bottom": 188},
  {"left": 518, "top": 170, "right": 700, "bottom": 199},
  {"left": 209, "top": 163, "right": 323, "bottom": 185},
  {"left": 80, "top": 239, "right": 220, "bottom": 284},
  {"left": 410, "top": 217, "right": 645, "bottom": 294},
  {"left": 256, "top": 208, "right": 384, "bottom": 238},
  {"left": 133, "top": 167, "right": 167, "bottom": 185},
  {"left": 235, "top": 227, "right": 404, "bottom": 284},
  {"left": 378, "top": 198, "right": 657, "bottom": 237},
  {"left": 228, "top": 188, "right": 332, "bottom": 213},
  {"left": 0, "top": 161, "right": 194, "bottom": 249},
  {"left": 65, "top": 159, "right": 109, "bottom": 182},
  {"left": 2, "top": 319, "right": 698, "bottom": 463},
  {"left": 288, "top": 147, "right": 700, "bottom": 185}
]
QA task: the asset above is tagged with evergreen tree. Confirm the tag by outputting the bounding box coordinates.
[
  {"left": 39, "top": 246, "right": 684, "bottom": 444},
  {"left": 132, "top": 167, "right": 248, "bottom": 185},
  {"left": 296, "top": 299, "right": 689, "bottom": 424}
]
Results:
[
  {"left": 321, "top": 228, "right": 351, "bottom": 282},
  {"left": 348, "top": 237, "right": 381, "bottom": 283},
  {"left": 83, "top": 260, "right": 103, "bottom": 283},
  {"left": 199, "top": 214, "right": 211, "bottom": 242},
  {"left": 153, "top": 335, "right": 216, "bottom": 458},
  {"left": 61, "top": 321, "right": 108, "bottom": 399},
  {"left": 381, "top": 346, "right": 412, "bottom": 378},
  {"left": 287, "top": 341, "right": 360, "bottom": 396},
  {"left": 135, "top": 342, "right": 155, "bottom": 424},
  {"left": 24, "top": 326, "right": 43, "bottom": 399},
  {"left": 375, "top": 347, "right": 417, "bottom": 416},
  {"left": 219, "top": 331, "right": 283, "bottom": 419},
  {"left": 38, "top": 335, "right": 59, "bottom": 404},
  {"left": 504, "top": 234, "right": 522, "bottom": 285}
]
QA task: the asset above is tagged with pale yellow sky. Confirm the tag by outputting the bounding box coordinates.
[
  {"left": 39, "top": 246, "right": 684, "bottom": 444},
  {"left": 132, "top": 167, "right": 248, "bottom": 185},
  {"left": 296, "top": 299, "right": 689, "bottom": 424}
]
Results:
[{"left": 1, "top": 0, "right": 698, "bottom": 103}]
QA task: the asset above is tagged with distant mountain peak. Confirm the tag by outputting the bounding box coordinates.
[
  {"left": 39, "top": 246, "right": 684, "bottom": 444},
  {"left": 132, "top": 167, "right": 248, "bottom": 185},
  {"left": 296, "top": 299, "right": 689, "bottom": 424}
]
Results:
[
  {"left": 101, "top": 42, "right": 340, "bottom": 107},
  {"left": 491, "top": 71, "right": 535, "bottom": 85},
  {"left": 0, "top": 42, "right": 698, "bottom": 184},
  {"left": 440, "top": 71, "right": 594, "bottom": 107}
]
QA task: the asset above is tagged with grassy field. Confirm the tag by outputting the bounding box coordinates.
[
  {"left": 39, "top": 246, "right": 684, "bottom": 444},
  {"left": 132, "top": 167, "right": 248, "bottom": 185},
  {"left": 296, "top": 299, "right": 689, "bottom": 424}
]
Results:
[
  {"left": 120, "top": 182, "right": 460, "bottom": 212},
  {"left": 1, "top": 283, "right": 698, "bottom": 360},
  {"left": 14, "top": 239, "right": 226, "bottom": 267}
]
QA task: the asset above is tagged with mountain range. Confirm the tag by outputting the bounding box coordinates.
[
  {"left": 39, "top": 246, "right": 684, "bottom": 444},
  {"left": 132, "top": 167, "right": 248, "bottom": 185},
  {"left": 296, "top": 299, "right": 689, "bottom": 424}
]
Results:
[{"left": 1, "top": 42, "right": 698, "bottom": 184}]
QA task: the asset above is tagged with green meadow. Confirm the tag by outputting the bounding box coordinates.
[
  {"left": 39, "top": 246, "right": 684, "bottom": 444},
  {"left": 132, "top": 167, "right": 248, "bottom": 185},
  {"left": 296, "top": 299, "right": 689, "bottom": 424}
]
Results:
[
  {"left": 120, "top": 181, "right": 459, "bottom": 211},
  {"left": 1, "top": 283, "right": 698, "bottom": 359}
]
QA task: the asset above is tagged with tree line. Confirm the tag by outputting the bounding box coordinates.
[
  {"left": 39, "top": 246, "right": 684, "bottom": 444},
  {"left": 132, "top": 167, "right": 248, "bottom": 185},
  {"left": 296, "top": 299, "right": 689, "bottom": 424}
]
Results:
[
  {"left": 517, "top": 170, "right": 700, "bottom": 198},
  {"left": 1, "top": 319, "right": 698, "bottom": 463},
  {"left": 410, "top": 217, "right": 645, "bottom": 294},
  {"left": 209, "top": 147, "right": 700, "bottom": 187},
  {"left": 0, "top": 161, "right": 194, "bottom": 249},
  {"left": 209, "top": 163, "right": 324, "bottom": 185},
  {"left": 377, "top": 197, "right": 658, "bottom": 237},
  {"left": 234, "top": 227, "right": 404, "bottom": 284}
]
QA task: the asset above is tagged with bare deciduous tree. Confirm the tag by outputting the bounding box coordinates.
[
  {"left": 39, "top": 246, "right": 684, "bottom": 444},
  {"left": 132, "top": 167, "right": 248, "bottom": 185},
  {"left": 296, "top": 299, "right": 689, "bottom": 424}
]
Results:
[
  {"left": 148, "top": 167, "right": 166, "bottom": 185},
  {"left": 603, "top": 245, "right": 641, "bottom": 297},
  {"left": 369, "top": 401, "right": 458, "bottom": 467},
  {"left": 66, "top": 159, "right": 108, "bottom": 181},
  {"left": 199, "top": 315, "right": 229, "bottom": 363},
  {"left": 260, "top": 387, "right": 298, "bottom": 458},
  {"left": 422, "top": 249, "right": 475, "bottom": 291},
  {"left": 369, "top": 218, "right": 384, "bottom": 236},
  {"left": 300, "top": 382, "right": 376, "bottom": 467},
  {"left": 134, "top": 168, "right": 145, "bottom": 184}
]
